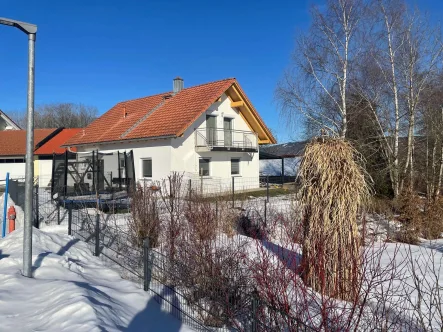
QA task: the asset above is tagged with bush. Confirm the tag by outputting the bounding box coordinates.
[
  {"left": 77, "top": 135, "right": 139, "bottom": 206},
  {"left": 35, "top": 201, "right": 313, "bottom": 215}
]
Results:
[
  {"left": 128, "top": 182, "right": 160, "bottom": 248},
  {"left": 394, "top": 190, "right": 423, "bottom": 244},
  {"left": 422, "top": 198, "right": 443, "bottom": 240},
  {"left": 394, "top": 190, "right": 443, "bottom": 242},
  {"left": 176, "top": 196, "right": 251, "bottom": 327},
  {"left": 368, "top": 196, "right": 395, "bottom": 218}
]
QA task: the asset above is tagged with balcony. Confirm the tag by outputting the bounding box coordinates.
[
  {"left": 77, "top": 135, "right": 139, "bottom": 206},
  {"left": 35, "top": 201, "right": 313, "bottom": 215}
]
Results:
[{"left": 195, "top": 128, "right": 258, "bottom": 152}]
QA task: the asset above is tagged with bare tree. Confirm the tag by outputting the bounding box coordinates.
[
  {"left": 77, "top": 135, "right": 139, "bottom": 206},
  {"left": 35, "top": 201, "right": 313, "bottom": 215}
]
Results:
[
  {"left": 373, "top": 0, "right": 406, "bottom": 197},
  {"left": 349, "top": 0, "right": 410, "bottom": 198},
  {"left": 13, "top": 102, "right": 97, "bottom": 129},
  {"left": 398, "top": 12, "right": 443, "bottom": 192},
  {"left": 277, "top": 0, "right": 363, "bottom": 138},
  {"left": 420, "top": 73, "right": 443, "bottom": 199},
  {"left": 352, "top": 0, "right": 442, "bottom": 196}
]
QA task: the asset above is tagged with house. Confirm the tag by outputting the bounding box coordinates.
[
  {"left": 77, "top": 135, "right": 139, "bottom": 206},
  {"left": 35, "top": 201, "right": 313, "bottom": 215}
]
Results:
[
  {"left": 0, "top": 110, "right": 21, "bottom": 131},
  {"left": 0, "top": 128, "right": 80, "bottom": 186},
  {"left": 259, "top": 141, "right": 307, "bottom": 177},
  {"left": 63, "top": 77, "right": 276, "bottom": 190}
]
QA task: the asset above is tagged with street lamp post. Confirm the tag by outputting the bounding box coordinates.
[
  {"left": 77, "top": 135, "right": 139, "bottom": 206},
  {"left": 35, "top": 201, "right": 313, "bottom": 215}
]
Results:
[{"left": 0, "top": 17, "right": 37, "bottom": 278}]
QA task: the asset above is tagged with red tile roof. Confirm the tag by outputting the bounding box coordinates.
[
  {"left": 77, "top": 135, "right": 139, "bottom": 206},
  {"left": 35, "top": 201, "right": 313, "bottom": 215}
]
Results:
[
  {"left": 0, "top": 129, "right": 58, "bottom": 156},
  {"left": 65, "top": 78, "right": 239, "bottom": 146},
  {"left": 34, "top": 128, "right": 81, "bottom": 155}
]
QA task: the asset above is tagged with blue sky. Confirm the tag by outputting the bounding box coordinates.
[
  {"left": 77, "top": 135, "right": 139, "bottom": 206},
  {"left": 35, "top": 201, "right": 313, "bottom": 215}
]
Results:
[{"left": 0, "top": 0, "right": 442, "bottom": 142}]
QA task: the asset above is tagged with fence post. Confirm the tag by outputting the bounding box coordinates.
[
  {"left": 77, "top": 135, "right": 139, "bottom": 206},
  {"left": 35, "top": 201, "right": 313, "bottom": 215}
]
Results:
[
  {"left": 188, "top": 179, "right": 192, "bottom": 200},
  {"left": 266, "top": 175, "right": 269, "bottom": 203},
  {"left": 34, "top": 185, "right": 39, "bottom": 229},
  {"left": 200, "top": 175, "right": 203, "bottom": 195},
  {"left": 57, "top": 202, "right": 60, "bottom": 225},
  {"left": 143, "top": 238, "right": 151, "bottom": 291},
  {"left": 68, "top": 203, "right": 72, "bottom": 236},
  {"left": 95, "top": 214, "right": 100, "bottom": 257},
  {"left": 63, "top": 150, "right": 68, "bottom": 197},
  {"left": 251, "top": 292, "right": 258, "bottom": 332},
  {"left": 232, "top": 176, "right": 235, "bottom": 208},
  {"left": 264, "top": 200, "right": 267, "bottom": 227},
  {"left": 215, "top": 200, "right": 218, "bottom": 224}
]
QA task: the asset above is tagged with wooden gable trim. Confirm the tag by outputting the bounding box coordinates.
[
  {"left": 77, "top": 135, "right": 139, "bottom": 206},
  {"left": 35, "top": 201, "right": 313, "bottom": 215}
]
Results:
[
  {"left": 231, "top": 100, "right": 245, "bottom": 108},
  {"left": 225, "top": 83, "right": 276, "bottom": 144}
]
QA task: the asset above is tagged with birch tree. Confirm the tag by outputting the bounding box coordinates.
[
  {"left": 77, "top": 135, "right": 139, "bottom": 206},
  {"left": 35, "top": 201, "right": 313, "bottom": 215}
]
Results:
[
  {"left": 398, "top": 13, "right": 443, "bottom": 191},
  {"left": 420, "top": 75, "right": 443, "bottom": 199},
  {"left": 277, "top": 0, "right": 363, "bottom": 138},
  {"left": 370, "top": 0, "right": 406, "bottom": 197}
]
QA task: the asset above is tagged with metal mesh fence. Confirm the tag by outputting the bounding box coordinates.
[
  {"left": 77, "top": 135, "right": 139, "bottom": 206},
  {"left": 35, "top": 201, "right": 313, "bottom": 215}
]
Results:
[
  {"left": 64, "top": 173, "right": 314, "bottom": 332},
  {"left": 51, "top": 152, "right": 66, "bottom": 197},
  {"left": 33, "top": 187, "right": 71, "bottom": 227}
]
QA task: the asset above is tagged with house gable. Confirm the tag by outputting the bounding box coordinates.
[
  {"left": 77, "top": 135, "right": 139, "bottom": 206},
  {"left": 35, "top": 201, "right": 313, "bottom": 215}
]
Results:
[
  {"left": 224, "top": 83, "right": 275, "bottom": 144},
  {"left": 0, "top": 110, "right": 21, "bottom": 130}
]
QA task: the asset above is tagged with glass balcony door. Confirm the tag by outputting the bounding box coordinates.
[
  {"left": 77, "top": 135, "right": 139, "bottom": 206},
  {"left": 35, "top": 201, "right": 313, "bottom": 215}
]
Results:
[
  {"left": 224, "top": 118, "right": 232, "bottom": 147},
  {"left": 206, "top": 115, "right": 217, "bottom": 146}
]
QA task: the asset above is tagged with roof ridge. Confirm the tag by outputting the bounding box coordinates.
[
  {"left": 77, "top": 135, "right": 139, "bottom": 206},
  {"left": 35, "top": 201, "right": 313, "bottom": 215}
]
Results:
[
  {"left": 180, "top": 77, "right": 236, "bottom": 90},
  {"left": 116, "top": 91, "right": 172, "bottom": 106},
  {"left": 115, "top": 77, "right": 235, "bottom": 105}
]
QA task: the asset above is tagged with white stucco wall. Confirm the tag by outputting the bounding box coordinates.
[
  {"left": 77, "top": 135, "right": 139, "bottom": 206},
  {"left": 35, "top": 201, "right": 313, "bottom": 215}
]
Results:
[
  {"left": 0, "top": 162, "right": 26, "bottom": 180},
  {"left": 171, "top": 93, "right": 259, "bottom": 190},
  {"left": 38, "top": 159, "right": 54, "bottom": 187}
]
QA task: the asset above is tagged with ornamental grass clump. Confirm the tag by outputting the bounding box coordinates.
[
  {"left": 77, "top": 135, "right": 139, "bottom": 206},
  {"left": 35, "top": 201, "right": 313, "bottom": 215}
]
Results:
[{"left": 299, "top": 137, "right": 370, "bottom": 301}]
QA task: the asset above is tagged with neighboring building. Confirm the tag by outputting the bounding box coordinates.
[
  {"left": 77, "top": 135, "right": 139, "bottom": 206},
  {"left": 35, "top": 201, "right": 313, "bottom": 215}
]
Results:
[
  {"left": 64, "top": 77, "right": 276, "bottom": 188},
  {"left": 259, "top": 141, "right": 307, "bottom": 176},
  {"left": 34, "top": 128, "right": 81, "bottom": 187},
  {"left": 0, "top": 110, "right": 21, "bottom": 130},
  {"left": 0, "top": 128, "right": 80, "bottom": 186}
]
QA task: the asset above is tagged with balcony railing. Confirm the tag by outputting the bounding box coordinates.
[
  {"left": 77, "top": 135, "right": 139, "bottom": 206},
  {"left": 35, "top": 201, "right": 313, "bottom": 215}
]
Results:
[{"left": 195, "top": 128, "right": 258, "bottom": 152}]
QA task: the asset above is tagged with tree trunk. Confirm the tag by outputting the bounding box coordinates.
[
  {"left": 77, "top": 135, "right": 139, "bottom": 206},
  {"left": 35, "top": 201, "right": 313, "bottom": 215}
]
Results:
[
  {"left": 436, "top": 141, "right": 443, "bottom": 198},
  {"left": 430, "top": 137, "right": 437, "bottom": 198},
  {"left": 435, "top": 107, "right": 443, "bottom": 197},
  {"left": 340, "top": 6, "right": 350, "bottom": 139},
  {"left": 402, "top": 109, "right": 415, "bottom": 191},
  {"left": 383, "top": 8, "right": 400, "bottom": 197}
]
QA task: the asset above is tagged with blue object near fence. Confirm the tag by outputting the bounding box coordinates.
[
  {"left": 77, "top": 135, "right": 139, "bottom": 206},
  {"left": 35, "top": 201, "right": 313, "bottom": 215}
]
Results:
[{"left": 2, "top": 172, "right": 10, "bottom": 238}]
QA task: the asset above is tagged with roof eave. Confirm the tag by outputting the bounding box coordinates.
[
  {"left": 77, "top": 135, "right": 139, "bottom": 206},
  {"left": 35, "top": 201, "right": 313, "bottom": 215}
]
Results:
[{"left": 63, "top": 134, "right": 177, "bottom": 148}]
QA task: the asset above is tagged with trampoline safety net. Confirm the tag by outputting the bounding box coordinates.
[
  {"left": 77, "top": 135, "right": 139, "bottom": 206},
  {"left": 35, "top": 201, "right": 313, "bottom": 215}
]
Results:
[{"left": 51, "top": 150, "right": 135, "bottom": 198}]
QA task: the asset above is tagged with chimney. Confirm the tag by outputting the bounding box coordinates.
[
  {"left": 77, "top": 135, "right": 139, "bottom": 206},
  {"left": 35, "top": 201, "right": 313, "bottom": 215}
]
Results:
[{"left": 173, "top": 76, "right": 184, "bottom": 94}]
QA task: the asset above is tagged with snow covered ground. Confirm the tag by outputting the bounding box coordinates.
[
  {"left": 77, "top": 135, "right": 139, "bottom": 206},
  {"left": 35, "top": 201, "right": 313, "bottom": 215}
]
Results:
[
  {"left": 0, "top": 227, "right": 192, "bottom": 331},
  {"left": 1, "top": 189, "right": 442, "bottom": 330}
]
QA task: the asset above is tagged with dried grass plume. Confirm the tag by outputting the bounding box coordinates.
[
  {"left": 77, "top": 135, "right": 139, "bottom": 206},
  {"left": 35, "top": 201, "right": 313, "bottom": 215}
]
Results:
[{"left": 299, "top": 137, "right": 370, "bottom": 301}]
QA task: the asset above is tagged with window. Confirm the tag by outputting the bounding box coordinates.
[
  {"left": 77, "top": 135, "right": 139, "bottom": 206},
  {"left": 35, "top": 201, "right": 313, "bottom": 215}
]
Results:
[
  {"left": 199, "top": 158, "right": 210, "bottom": 176},
  {"left": 120, "top": 158, "right": 125, "bottom": 168},
  {"left": 141, "top": 159, "right": 152, "bottom": 178},
  {"left": 231, "top": 158, "right": 240, "bottom": 175},
  {"left": 0, "top": 158, "right": 25, "bottom": 163}
]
